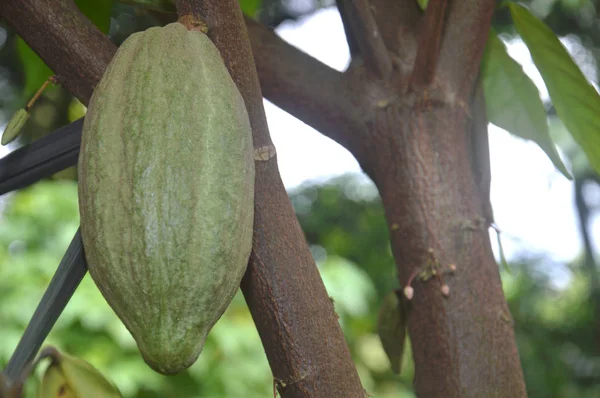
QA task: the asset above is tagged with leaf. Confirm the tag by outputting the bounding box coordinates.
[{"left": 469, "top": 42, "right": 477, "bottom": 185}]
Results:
[
  {"left": 17, "top": 0, "right": 113, "bottom": 97},
  {"left": 118, "top": 0, "right": 259, "bottom": 15},
  {"left": 16, "top": 39, "right": 53, "bottom": 98},
  {"left": 74, "top": 0, "right": 114, "bottom": 34},
  {"left": 482, "top": 29, "right": 571, "bottom": 179},
  {"left": 509, "top": 3, "right": 600, "bottom": 176},
  {"left": 117, "top": 0, "right": 175, "bottom": 13},
  {"left": 377, "top": 291, "right": 406, "bottom": 374},
  {"left": 240, "top": 0, "right": 262, "bottom": 17},
  {"left": 495, "top": 228, "right": 511, "bottom": 274}
]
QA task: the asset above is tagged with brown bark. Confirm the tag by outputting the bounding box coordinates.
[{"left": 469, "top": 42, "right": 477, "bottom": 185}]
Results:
[
  {"left": 1, "top": 1, "right": 365, "bottom": 397},
  {"left": 410, "top": 0, "right": 448, "bottom": 89},
  {"left": 371, "top": 99, "right": 526, "bottom": 397}
]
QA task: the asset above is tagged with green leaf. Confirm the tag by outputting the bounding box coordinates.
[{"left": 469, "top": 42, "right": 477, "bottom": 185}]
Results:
[
  {"left": 16, "top": 39, "right": 53, "bottom": 98},
  {"left": 74, "top": 0, "right": 114, "bottom": 34},
  {"left": 482, "top": 29, "right": 571, "bottom": 179},
  {"left": 118, "top": 0, "right": 259, "bottom": 15},
  {"left": 239, "top": 0, "right": 262, "bottom": 17},
  {"left": 118, "top": 0, "right": 176, "bottom": 13},
  {"left": 416, "top": 0, "right": 429, "bottom": 10},
  {"left": 509, "top": 2, "right": 600, "bottom": 176},
  {"left": 377, "top": 291, "right": 406, "bottom": 374},
  {"left": 16, "top": 1, "right": 113, "bottom": 98}
]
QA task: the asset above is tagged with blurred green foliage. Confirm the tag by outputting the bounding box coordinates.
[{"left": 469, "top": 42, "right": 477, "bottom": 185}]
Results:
[{"left": 1, "top": 174, "right": 600, "bottom": 396}]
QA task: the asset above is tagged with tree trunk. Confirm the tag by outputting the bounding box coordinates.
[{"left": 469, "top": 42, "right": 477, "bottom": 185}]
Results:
[
  {"left": 366, "top": 94, "right": 525, "bottom": 396},
  {"left": 335, "top": 0, "right": 528, "bottom": 395}
]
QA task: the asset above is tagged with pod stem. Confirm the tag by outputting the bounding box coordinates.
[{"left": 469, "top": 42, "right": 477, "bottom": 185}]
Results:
[
  {"left": 25, "top": 76, "right": 57, "bottom": 111},
  {"left": 177, "top": 14, "right": 208, "bottom": 33}
]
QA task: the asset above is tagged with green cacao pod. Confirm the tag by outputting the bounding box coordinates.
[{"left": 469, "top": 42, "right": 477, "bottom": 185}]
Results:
[{"left": 78, "top": 22, "right": 255, "bottom": 374}]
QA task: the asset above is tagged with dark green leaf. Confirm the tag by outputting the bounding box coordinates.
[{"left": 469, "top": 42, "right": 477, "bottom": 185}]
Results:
[
  {"left": 495, "top": 228, "right": 511, "bottom": 274},
  {"left": 117, "top": 0, "right": 175, "bottom": 13},
  {"left": 482, "top": 29, "right": 571, "bottom": 179},
  {"left": 509, "top": 2, "right": 600, "bottom": 176},
  {"left": 377, "top": 291, "right": 405, "bottom": 374},
  {"left": 16, "top": 39, "right": 53, "bottom": 98},
  {"left": 74, "top": 0, "right": 114, "bottom": 34}
]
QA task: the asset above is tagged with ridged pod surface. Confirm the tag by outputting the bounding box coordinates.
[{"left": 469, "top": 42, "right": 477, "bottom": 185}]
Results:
[{"left": 78, "top": 22, "right": 254, "bottom": 374}]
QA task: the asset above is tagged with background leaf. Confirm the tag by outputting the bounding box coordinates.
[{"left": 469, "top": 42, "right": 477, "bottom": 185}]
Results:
[
  {"left": 240, "top": 0, "right": 262, "bottom": 17},
  {"left": 482, "top": 30, "right": 570, "bottom": 178},
  {"left": 16, "top": 39, "right": 53, "bottom": 99},
  {"left": 509, "top": 2, "right": 600, "bottom": 176}
]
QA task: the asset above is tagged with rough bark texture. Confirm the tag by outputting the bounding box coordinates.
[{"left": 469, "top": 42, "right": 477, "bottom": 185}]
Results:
[
  {"left": 349, "top": 0, "right": 528, "bottom": 395},
  {"left": 1, "top": 0, "right": 529, "bottom": 396}
]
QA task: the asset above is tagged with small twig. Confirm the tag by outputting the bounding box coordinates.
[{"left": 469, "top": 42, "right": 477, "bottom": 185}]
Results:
[
  {"left": 340, "top": 0, "right": 392, "bottom": 79},
  {"left": 410, "top": 0, "right": 448, "bottom": 89},
  {"left": 25, "top": 76, "right": 55, "bottom": 111},
  {"left": 436, "top": 0, "right": 496, "bottom": 99}
]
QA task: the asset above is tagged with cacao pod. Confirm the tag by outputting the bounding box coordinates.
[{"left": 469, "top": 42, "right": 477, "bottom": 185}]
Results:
[
  {"left": 2, "top": 108, "right": 29, "bottom": 145},
  {"left": 78, "top": 22, "right": 255, "bottom": 374}
]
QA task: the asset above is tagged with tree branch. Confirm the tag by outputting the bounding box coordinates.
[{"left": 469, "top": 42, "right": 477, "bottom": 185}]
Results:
[
  {"left": 1, "top": 0, "right": 365, "bottom": 396},
  {"left": 335, "top": 0, "right": 360, "bottom": 56},
  {"left": 365, "top": 0, "right": 421, "bottom": 66},
  {"left": 410, "top": 0, "right": 449, "bottom": 89},
  {"left": 245, "top": 17, "right": 366, "bottom": 155},
  {"left": 337, "top": 0, "right": 391, "bottom": 79},
  {"left": 173, "top": 2, "right": 364, "bottom": 396},
  {"left": 437, "top": 0, "right": 496, "bottom": 99}
]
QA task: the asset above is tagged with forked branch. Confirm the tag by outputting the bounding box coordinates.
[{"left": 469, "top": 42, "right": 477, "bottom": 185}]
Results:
[
  {"left": 245, "top": 17, "right": 365, "bottom": 153},
  {"left": 338, "top": 0, "right": 392, "bottom": 79},
  {"left": 410, "top": 0, "right": 449, "bottom": 89},
  {"left": 437, "top": 0, "right": 496, "bottom": 99}
]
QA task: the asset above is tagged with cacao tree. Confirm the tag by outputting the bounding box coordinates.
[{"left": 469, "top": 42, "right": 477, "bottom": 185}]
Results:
[{"left": 1, "top": 0, "right": 599, "bottom": 397}]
